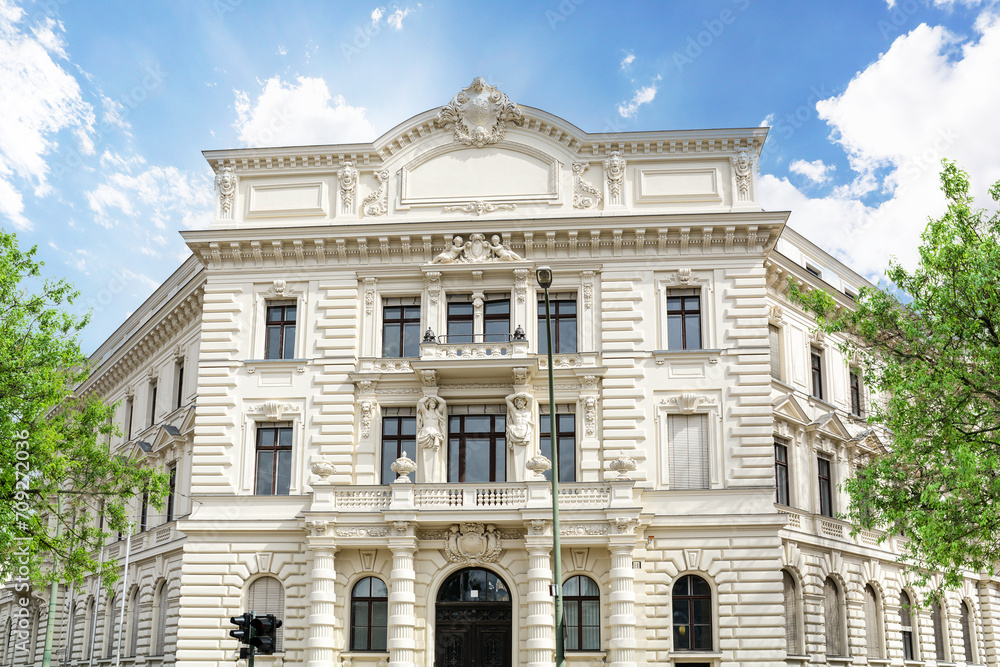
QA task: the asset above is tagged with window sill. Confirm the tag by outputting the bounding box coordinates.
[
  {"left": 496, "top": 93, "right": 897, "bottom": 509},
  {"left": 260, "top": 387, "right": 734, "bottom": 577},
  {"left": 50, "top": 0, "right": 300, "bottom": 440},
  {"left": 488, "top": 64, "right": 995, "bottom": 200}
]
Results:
[
  {"left": 244, "top": 358, "right": 307, "bottom": 373},
  {"left": 828, "top": 658, "right": 852, "bottom": 664},
  {"left": 653, "top": 349, "right": 722, "bottom": 365}
]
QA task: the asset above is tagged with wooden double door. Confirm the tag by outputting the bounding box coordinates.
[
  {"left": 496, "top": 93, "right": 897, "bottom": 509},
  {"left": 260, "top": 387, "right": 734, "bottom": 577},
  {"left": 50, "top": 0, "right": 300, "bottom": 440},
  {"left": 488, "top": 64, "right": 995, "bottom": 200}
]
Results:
[{"left": 434, "top": 568, "right": 512, "bottom": 667}]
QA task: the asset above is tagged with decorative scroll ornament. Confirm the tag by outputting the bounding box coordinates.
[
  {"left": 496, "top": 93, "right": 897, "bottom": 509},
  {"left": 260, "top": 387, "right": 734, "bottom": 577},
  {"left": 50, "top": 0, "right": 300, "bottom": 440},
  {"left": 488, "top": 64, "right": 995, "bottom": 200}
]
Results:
[
  {"left": 337, "top": 161, "right": 358, "bottom": 213},
  {"left": 436, "top": 77, "right": 524, "bottom": 148},
  {"left": 662, "top": 392, "right": 716, "bottom": 415},
  {"left": 390, "top": 452, "right": 417, "bottom": 483},
  {"left": 730, "top": 149, "right": 759, "bottom": 201},
  {"left": 359, "top": 400, "right": 374, "bottom": 438},
  {"left": 431, "top": 233, "right": 523, "bottom": 263},
  {"left": 609, "top": 455, "right": 636, "bottom": 480},
  {"left": 445, "top": 523, "right": 502, "bottom": 564},
  {"left": 248, "top": 400, "right": 297, "bottom": 421},
  {"left": 443, "top": 200, "right": 517, "bottom": 216},
  {"left": 572, "top": 162, "right": 602, "bottom": 209},
  {"left": 215, "top": 166, "right": 239, "bottom": 219},
  {"left": 362, "top": 169, "right": 389, "bottom": 216},
  {"left": 604, "top": 151, "right": 626, "bottom": 206}
]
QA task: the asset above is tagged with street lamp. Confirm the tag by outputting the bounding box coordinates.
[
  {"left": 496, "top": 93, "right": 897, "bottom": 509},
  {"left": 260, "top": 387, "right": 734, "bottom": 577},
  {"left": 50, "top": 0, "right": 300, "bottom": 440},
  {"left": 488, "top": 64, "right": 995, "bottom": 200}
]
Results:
[{"left": 536, "top": 265, "right": 565, "bottom": 667}]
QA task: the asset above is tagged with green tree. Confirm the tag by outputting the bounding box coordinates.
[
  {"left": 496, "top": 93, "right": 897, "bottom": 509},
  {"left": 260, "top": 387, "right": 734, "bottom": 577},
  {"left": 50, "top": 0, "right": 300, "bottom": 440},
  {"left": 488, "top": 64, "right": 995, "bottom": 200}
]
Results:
[
  {"left": 792, "top": 161, "right": 1000, "bottom": 589},
  {"left": 0, "top": 229, "right": 168, "bottom": 587}
]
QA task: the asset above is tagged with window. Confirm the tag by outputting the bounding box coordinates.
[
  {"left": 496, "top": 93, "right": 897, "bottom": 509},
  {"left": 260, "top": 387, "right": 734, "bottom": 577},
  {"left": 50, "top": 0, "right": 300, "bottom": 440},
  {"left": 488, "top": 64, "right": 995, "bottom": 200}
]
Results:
[
  {"left": 154, "top": 582, "right": 170, "bottom": 655},
  {"left": 350, "top": 577, "right": 388, "bottom": 652},
  {"left": 805, "top": 263, "right": 822, "bottom": 278},
  {"left": 382, "top": 298, "right": 420, "bottom": 358},
  {"left": 672, "top": 575, "right": 712, "bottom": 651},
  {"left": 817, "top": 456, "right": 833, "bottom": 518},
  {"left": 864, "top": 584, "right": 883, "bottom": 658},
  {"left": 265, "top": 303, "right": 296, "bottom": 359},
  {"left": 128, "top": 590, "right": 140, "bottom": 656},
  {"left": 125, "top": 397, "right": 134, "bottom": 441},
  {"left": 667, "top": 291, "right": 702, "bottom": 350},
  {"left": 106, "top": 595, "right": 119, "bottom": 658},
  {"left": 900, "top": 591, "right": 916, "bottom": 661},
  {"left": 768, "top": 324, "right": 782, "bottom": 380},
  {"left": 538, "top": 297, "right": 577, "bottom": 354},
  {"left": 564, "top": 575, "right": 600, "bottom": 651},
  {"left": 824, "top": 577, "right": 844, "bottom": 656},
  {"left": 448, "top": 412, "right": 506, "bottom": 483},
  {"left": 175, "top": 360, "right": 185, "bottom": 410},
  {"left": 774, "top": 439, "right": 789, "bottom": 506},
  {"left": 931, "top": 601, "right": 947, "bottom": 661},
  {"left": 782, "top": 571, "right": 801, "bottom": 655},
  {"left": 255, "top": 423, "right": 292, "bottom": 495},
  {"left": 247, "top": 577, "right": 285, "bottom": 652},
  {"left": 381, "top": 413, "right": 416, "bottom": 484},
  {"left": 149, "top": 380, "right": 158, "bottom": 428},
  {"left": 810, "top": 347, "right": 824, "bottom": 400},
  {"left": 539, "top": 408, "right": 576, "bottom": 482},
  {"left": 844, "top": 287, "right": 857, "bottom": 301},
  {"left": 668, "top": 414, "right": 709, "bottom": 490},
  {"left": 139, "top": 489, "right": 149, "bottom": 533},
  {"left": 166, "top": 466, "right": 176, "bottom": 523},
  {"left": 483, "top": 297, "right": 510, "bottom": 342},
  {"left": 84, "top": 599, "right": 95, "bottom": 660},
  {"left": 960, "top": 600, "right": 975, "bottom": 663},
  {"left": 446, "top": 298, "right": 474, "bottom": 343},
  {"left": 850, "top": 369, "right": 863, "bottom": 417}
]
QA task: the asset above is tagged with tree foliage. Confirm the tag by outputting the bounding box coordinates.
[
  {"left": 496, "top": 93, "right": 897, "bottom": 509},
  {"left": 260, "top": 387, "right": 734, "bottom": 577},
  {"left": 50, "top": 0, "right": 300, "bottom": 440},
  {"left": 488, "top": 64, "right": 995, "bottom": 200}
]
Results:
[
  {"left": 792, "top": 161, "right": 1000, "bottom": 589},
  {"left": 0, "top": 230, "right": 168, "bottom": 588}
]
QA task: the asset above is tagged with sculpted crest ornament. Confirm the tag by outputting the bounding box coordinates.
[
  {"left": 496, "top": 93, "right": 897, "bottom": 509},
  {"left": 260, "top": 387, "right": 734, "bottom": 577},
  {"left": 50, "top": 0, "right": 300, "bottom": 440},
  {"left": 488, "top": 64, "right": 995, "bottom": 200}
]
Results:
[
  {"left": 436, "top": 77, "right": 524, "bottom": 148},
  {"left": 445, "top": 523, "right": 502, "bottom": 564}
]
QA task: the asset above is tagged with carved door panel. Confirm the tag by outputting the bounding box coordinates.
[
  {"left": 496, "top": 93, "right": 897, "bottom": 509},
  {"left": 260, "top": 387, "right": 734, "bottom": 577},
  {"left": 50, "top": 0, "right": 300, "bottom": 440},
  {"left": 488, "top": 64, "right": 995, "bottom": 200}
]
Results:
[{"left": 435, "top": 605, "right": 511, "bottom": 667}]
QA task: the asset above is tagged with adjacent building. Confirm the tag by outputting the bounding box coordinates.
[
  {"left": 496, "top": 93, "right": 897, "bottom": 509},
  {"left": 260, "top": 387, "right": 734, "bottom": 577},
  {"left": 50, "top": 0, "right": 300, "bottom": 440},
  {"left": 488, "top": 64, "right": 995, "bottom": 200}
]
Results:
[{"left": 2, "top": 78, "right": 997, "bottom": 667}]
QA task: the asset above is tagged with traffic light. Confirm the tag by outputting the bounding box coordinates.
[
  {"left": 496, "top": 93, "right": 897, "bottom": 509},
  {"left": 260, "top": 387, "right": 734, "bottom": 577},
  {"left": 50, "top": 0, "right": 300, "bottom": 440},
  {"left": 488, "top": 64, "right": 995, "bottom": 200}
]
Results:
[
  {"left": 250, "top": 614, "right": 282, "bottom": 655},
  {"left": 229, "top": 613, "right": 253, "bottom": 644}
]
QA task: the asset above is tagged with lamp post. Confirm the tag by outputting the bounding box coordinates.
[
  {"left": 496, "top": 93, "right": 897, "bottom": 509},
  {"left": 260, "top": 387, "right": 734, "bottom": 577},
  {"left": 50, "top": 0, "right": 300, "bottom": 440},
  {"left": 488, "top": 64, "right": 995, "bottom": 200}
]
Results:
[{"left": 536, "top": 265, "right": 565, "bottom": 667}]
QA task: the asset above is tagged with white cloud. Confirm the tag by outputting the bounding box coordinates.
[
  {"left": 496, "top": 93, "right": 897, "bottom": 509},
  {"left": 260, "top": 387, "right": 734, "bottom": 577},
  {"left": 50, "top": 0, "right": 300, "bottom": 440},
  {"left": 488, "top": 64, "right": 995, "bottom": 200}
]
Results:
[
  {"left": 233, "top": 76, "right": 376, "bottom": 147},
  {"left": 0, "top": 2, "right": 96, "bottom": 229},
  {"left": 789, "top": 159, "right": 835, "bottom": 184},
  {"left": 617, "top": 79, "right": 660, "bottom": 119},
  {"left": 277, "top": 45, "right": 287, "bottom": 56},
  {"left": 86, "top": 164, "right": 213, "bottom": 235},
  {"left": 371, "top": 7, "right": 384, "bottom": 25},
  {"left": 760, "top": 114, "right": 774, "bottom": 128},
  {"left": 620, "top": 51, "right": 635, "bottom": 70},
  {"left": 761, "top": 15, "right": 1000, "bottom": 278},
  {"left": 387, "top": 6, "right": 411, "bottom": 29}
]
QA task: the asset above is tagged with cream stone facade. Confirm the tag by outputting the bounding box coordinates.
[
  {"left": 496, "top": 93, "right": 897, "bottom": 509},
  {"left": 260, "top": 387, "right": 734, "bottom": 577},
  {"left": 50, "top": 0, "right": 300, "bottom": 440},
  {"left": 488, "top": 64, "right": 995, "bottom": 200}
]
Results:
[{"left": 2, "top": 78, "right": 999, "bottom": 667}]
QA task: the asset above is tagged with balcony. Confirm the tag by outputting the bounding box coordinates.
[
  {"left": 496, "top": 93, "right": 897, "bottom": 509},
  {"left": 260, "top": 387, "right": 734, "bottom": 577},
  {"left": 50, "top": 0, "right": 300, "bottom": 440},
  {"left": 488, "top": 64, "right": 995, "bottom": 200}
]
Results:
[{"left": 419, "top": 333, "right": 531, "bottom": 360}]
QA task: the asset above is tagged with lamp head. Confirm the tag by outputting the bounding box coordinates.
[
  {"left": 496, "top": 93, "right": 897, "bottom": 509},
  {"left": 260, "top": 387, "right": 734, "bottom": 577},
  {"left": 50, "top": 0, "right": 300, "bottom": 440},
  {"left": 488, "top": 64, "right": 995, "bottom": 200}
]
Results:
[{"left": 535, "top": 266, "right": 553, "bottom": 289}]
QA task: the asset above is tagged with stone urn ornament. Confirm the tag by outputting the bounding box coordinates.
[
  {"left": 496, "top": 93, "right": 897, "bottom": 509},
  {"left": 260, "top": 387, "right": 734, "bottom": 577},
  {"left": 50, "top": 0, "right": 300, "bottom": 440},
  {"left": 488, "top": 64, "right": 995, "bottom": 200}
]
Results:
[
  {"left": 525, "top": 455, "right": 552, "bottom": 480},
  {"left": 609, "top": 455, "right": 637, "bottom": 480},
  {"left": 391, "top": 451, "right": 417, "bottom": 483},
  {"left": 310, "top": 460, "right": 336, "bottom": 482}
]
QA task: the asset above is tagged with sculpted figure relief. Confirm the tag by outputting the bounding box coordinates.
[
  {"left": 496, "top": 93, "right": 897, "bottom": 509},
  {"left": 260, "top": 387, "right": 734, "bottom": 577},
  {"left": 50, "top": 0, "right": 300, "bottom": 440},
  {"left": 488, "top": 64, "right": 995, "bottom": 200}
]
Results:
[
  {"left": 432, "top": 236, "right": 468, "bottom": 264},
  {"left": 431, "top": 234, "right": 523, "bottom": 264},
  {"left": 416, "top": 396, "right": 447, "bottom": 450},
  {"left": 505, "top": 392, "right": 534, "bottom": 448},
  {"left": 490, "top": 235, "right": 523, "bottom": 261}
]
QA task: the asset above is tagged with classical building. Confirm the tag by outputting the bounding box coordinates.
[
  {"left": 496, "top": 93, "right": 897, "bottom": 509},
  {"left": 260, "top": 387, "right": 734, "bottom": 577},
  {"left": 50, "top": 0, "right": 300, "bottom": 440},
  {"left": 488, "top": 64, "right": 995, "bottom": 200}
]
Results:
[{"left": 2, "top": 77, "right": 998, "bottom": 667}]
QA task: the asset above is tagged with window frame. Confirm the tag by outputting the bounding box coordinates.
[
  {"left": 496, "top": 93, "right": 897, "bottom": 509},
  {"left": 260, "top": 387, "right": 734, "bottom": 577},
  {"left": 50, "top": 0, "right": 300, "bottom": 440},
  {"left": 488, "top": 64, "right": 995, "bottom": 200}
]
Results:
[
  {"left": 149, "top": 380, "right": 158, "bottom": 428},
  {"left": 817, "top": 456, "right": 834, "bottom": 518},
  {"left": 175, "top": 359, "right": 185, "bottom": 410},
  {"left": 255, "top": 422, "right": 293, "bottom": 495},
  {"left": 931, "top": 600, "right": 947, "bottom": 661},
  {"left": 672, "top": 574, "right": 713, "bottom": 652},
  {"left": 666, "top": 290, "right": 703, "bottom": 351},
  {"left": 539, "top": 408, "right": 577, "bottom": 482},
  {"left": 447, "top": 412, "right": 507, "bottom": 483},
  {"left": 154, "top": 581, "right": 170, "bottom": 656},
  {"left": 849, "top": 369, "right": 863, "bottom": 417},
  {"left": 768, "top": 323, "right": 783, "bottom": 381},
  {"left": 774, "top": 439, "right": 790, "bottom": 507},
  {"left": 350, "top": 576, "right": 389, "bottom": 652},
  {"left": 537, "top": 296, "right": 578, "bottom": 354},
  {"left": 381, "top": 297, "right": 421, "bottom": 358},
  {"left": 381, "top": 413, "right": 416, "bottom": 484},
  {"left": 483, "top": 296, "right": 511, "bottom": 343},
  {"left": 658, "top": 398, "right": 720, "bottom": 489},
  {"left": 782, "top": 570, "right": 803, "bottom": 656},
  {"left": 264, "top": 301, "right": 297, "bottom": 360},
  {"left": 864, "top": 584, "right": 884, "bottom": 659},
  {"left": 667, "top": 413, "right": 710, "bottom": 491},
  {"left": 900, "top": 590, "right": 917, "bottom": 661},
  {"left": 563, "top": 574, "right": 600, "bottom": 652},
  {"left": 810, "top": 346, "right": 824, "bottom": 400},
  {"left": 165, "top": 465, "right": 176, "bottom": 523},
  {"left": 960, "top": 599, "right": 976, "bottom": 663}
]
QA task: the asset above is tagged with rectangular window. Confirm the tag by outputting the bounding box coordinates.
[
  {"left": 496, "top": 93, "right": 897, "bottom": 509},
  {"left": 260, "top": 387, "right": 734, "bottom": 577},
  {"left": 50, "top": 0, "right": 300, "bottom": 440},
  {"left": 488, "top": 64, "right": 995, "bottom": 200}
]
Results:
[
  {"left": 817, "top": 456, "right": 833, "bottom": 518},
  {"left": 483, "top": 297, "right": 510, "bottom": 342},
  {"left": 537, "top": 296, "right": 578, "bottom": 354},
  {"left": 381, "top": 414, "right": 416, "bottom": 484},
  {"left": 775, "top": 439, "right": 790, "bottom": 506},
  {"left": 148, "top": 381, "right": 158, "bottom": 428},
  {"left": 166, "top": 466, "right": 176, "bottom": 523},
  {"left": 667, "top": 291, "right": 702, "bottom": 350},
  {"left": 265, "top": 303, "right": 297, "bottom": 360},
  {"left": 175, "top": 361, "right": 185, "bottom": 410},
  {"left": 668, "top": 414, "right": 709, "bottom": 490},
  {"left": 769, "top": 324, "right": 782, "bottom": 381},
  {"left": 805, "top": 263, "right": 822, "bottom": 278},
  {"left": 446, "top": 299, "right": 474, "bottom": 343},
  {"left": 139, "top": 490, "right": 149, "bottom": 533},
  {"left": 850, "top": 370, "right": 863, "bottom": 417},
  {"left": 382, "top": 298, "right": 421, "bottom": 358},
  {"left": 125, "top": 397, "right": 134, "bottom": 441},
  {"left": 539, "top": 408, "right": 576, "bottom": 482},
  {"left": 810, "top": 347, "right": 824, "bottom": 400},
  {"left": 448, "top": 411, "right": 506, "bottom": 483},
  {"left": 256, "top": 423, "right": 293, "bottom": 495}
]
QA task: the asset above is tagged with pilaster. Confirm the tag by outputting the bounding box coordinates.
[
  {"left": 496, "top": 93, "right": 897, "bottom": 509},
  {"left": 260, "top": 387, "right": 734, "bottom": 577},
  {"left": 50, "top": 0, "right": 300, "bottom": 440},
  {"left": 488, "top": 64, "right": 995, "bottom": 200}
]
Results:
[
  {"left": 388, "top": 530, "right": 418, "bottom": 667},
  {"left": 607, "top": 536, "right": 637, "bottom": 667},
  {"left": 525, "top": 529, "right": 555, "bottom": 667},
  {"left": 306, "top": 539, "right": 337, "bottom": 667}
]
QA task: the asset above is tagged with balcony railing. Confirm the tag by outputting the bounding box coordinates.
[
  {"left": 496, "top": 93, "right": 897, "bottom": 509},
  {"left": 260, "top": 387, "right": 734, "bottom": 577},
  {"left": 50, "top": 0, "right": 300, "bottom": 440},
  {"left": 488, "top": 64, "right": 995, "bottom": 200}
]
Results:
[{"left": 326, "top": 482, "right": 615, "bottom": 511}]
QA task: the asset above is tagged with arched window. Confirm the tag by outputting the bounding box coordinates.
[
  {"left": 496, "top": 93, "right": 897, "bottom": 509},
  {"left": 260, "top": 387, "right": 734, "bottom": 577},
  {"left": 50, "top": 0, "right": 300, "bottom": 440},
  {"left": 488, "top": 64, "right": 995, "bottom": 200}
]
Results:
[
  {"left": 960, "top": 600, "right": 975, "bottom": 663},
  {"left": 564, "top": 575, "right": 600, "bottom": 651},
  {"left": 83, "top": 599, "right": 95, "bottom": 661},
  {"left": 248, "top": 576, "right": 285, "bottom": 653},
  {"left": 154, "top": 581, "right": 171, "bottom": 655},
  {"left": 823, "top": 578, "right": 844, "bottom": 656},
  {"left": 782, "top": 571, "right": 801, "bottom": 655},
  {"left": 128, "top": 590, "right": 141, "bottom": 656},
  {"left": 350, "top": 577, "right": 388, "bottom": 652},
  {"left": 931, "top": 600, "right": 947, "bottom": 661},
  {"left": 3, "top": 619, "right": 11, "bottom": 664},
  {"left": 900, "top": 591, "right": 916, "bottom": 661},
  {"left": 672, "top": 575, "right": 712, "bottom": 651},
  {"left": 864, "top": 584, "right": 883, "bottom": 658},
  {"left": 106, "top": 595, "right": 119, "bottom": 659}
]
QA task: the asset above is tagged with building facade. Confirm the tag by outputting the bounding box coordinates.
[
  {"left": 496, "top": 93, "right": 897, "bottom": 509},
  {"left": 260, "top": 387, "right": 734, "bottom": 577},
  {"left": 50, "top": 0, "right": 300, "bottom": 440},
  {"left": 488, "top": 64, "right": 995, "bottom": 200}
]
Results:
[{"left": 2, "top": 78, "right": 999, "bottom": 667}]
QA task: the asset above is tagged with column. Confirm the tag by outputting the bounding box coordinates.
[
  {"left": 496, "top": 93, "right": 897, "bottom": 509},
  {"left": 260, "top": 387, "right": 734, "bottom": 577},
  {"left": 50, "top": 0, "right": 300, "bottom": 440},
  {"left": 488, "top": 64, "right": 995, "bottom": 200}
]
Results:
[
  {"left": 307, "top": 541, "right": 337, "bottom": 667},
  {"left": 525, "top": 533, "right": 555, "bottom": 667},
  {"left": 607, "top": 537, "right": 637, "bottom": 667},
  {"left": 387, "top": 536, "right": 417, "bottom": 667}
]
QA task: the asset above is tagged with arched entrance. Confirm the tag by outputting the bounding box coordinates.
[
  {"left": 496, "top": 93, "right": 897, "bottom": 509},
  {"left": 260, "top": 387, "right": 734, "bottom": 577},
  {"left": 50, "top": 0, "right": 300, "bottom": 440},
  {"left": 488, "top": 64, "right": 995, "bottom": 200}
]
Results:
[{"left": 434, "top": 567, "right": 512, "bottom": 667}]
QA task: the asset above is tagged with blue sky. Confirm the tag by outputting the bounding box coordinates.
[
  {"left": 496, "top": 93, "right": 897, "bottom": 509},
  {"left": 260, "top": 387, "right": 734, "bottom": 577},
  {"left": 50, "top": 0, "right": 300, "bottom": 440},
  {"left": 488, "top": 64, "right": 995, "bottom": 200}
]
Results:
[{"left": 2, "top": 0, "right": 999, "bottom": 352}]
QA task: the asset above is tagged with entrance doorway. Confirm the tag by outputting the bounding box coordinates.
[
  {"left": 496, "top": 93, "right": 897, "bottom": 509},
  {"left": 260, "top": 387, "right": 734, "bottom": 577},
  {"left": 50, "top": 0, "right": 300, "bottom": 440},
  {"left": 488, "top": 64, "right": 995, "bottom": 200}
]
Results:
[{"left": 434, "top": 568, "right": 512, "bottom": 667}]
